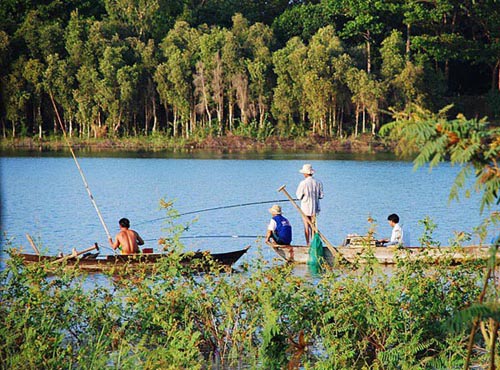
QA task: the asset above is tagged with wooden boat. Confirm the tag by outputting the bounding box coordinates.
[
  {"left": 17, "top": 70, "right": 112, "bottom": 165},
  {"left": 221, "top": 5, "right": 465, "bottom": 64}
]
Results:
[
  {"left": 269, "top": 243, "right": 493, "bottom": 265},
  {"left": 13, "top": 244, "right": 251, "bottom": 272}
]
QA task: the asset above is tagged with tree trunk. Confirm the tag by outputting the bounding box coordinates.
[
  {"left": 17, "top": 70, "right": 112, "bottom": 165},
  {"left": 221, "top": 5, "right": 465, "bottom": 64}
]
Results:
[
  {"left": 366, "top": 30, "right": 371, "bottom": 74},
  {"left": 355, "top": 105, "right": 359, "bottom": 137},
  {"left": 228, "top": 100, "right": 234, "bottom": 131},
  {"left": 152, "top": 96, "right": 158, "bottom": 133},
  {"left": 362, "top": 107, "right": 366, "bottom": 133},
  {"left": 173, "top": 107, "right": 178, "bottom": 137},
  {"left": 406, "top": 23, "right": 411, "bottom": 60},
  {"left": 145, "top": 97, "right": 150, "bottom": 135}
]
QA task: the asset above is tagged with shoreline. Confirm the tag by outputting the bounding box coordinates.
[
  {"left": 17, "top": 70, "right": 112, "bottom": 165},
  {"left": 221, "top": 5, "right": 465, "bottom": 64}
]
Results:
[{"left": 0, "top": 134, "right": 396, "bottom": 155}]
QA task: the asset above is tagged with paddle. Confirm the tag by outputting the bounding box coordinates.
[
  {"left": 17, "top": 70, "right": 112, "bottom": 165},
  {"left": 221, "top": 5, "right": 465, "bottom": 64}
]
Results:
[
  {"left": 277, "top": 185, "right": 348, "bottom": 263},
  {"left": 51, "top": 243, "right": 99, "bottom": 264}
]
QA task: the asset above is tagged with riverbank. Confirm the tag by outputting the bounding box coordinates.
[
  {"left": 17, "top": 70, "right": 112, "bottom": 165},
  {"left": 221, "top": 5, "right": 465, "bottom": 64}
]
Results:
[{"left": 0, "top": 133, "right": 395, "bottom": 154}]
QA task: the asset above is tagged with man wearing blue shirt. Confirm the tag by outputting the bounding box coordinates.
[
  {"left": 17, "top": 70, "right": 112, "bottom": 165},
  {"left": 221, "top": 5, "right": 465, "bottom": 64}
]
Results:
[{"left": 265, "top": 205, "right": 292, "bottom": 245}]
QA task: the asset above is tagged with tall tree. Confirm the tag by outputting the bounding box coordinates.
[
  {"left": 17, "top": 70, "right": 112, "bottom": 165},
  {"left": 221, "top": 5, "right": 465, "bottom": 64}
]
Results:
[
  {"left": 157, "top": 21, "right": 199, "bottom": 137},
  {"left": 272, "top": 37, "right": 307, "bottom": 134},
  {"left": 303, "top": 26, "right": 344, "bottom": 135},
  {"left": 246, "top": 21, "right": 274, "bottom": 129}
]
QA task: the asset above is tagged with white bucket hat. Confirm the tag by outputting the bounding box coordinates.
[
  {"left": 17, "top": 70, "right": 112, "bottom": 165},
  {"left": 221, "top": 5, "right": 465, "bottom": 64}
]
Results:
[
  {"left": 299, "top": 164, "right": 315, "bottom": 175},
  {"left": 268, "top": 204, "right": 282, "bottom": 214}
]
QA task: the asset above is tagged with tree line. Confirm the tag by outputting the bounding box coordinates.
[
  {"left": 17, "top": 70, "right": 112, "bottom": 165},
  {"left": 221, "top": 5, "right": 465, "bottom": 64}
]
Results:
[{"left": 1, "top": 0, "right": 499, "bottom": 140}]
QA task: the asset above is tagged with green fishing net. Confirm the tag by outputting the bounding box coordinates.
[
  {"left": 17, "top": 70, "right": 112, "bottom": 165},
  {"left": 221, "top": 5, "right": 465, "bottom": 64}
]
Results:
[{"left": 307, "top": 232, "right": 324, "bottom": 268}]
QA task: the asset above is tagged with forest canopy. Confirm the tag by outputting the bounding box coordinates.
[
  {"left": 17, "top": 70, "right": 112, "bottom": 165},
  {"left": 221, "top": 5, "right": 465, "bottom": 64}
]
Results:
[{"left": 0, "top": 0, "right": 499, "bottom": 140}]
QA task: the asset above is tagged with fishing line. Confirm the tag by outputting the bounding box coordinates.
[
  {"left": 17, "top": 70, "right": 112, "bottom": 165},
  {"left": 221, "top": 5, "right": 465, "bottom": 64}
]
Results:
[
  {"left": 136, "top": 198, "right": 298, "bottom": 226},
  {"left": 142, "top": 235, "right": 263, "bottom": 242}
]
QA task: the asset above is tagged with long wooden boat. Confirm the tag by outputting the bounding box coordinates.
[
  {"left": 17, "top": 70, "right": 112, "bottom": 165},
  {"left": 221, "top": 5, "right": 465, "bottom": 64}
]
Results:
[
  {"left": 13, "top": 245, "right": 251, "bottom": 272},
  {"left": 269, "top": 244, "right": 494, "bottom": 265}
]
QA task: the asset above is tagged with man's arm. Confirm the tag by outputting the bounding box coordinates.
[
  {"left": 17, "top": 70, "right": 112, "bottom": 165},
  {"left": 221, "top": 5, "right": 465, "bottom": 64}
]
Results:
[
  {"left": 296, "top": 181, "right": 304, "bottom": 199},
  {"left": 109, "top": 234, "right": 121, "bottom": 250},
  {"left": 265, "top": 219, "right": 276, "bottom": 243},
  {"left": 136, "top": 232, "right": 145, "bottom": 246},
  {"left": 265, "top": 229, "right": 273, "bottom": 243}
]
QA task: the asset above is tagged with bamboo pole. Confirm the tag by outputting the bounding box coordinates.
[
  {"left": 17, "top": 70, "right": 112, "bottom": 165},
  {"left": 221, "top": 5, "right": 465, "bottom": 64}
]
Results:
[
  {"left": 277, "top": 185, "right": 346, "bottom": 262},
  {"left": 48, "top": 91, "right": 112, "bottom": 243}
]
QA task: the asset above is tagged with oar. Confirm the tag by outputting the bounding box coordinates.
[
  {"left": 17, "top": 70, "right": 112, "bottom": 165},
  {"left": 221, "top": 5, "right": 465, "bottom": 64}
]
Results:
[
  {"left": 51, "top": 243, "right": 99, "bottom": 264},
  {"left": 277, "top": 185, "right": 346, "bottom": 262},
  {"left": 26, "top": 233, "right": 40, "bottom": 255}
]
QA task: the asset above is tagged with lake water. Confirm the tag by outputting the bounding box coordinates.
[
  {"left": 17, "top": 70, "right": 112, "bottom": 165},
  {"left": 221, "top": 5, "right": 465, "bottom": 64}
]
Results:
[{"left": 1, "top": 152, "right": 497, "bottom": 265}]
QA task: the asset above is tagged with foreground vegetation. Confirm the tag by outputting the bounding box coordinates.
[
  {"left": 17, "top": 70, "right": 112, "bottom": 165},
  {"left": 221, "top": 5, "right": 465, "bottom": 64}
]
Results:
[{"left": 2, "top": 241, "right": 500, "bottom": 369}]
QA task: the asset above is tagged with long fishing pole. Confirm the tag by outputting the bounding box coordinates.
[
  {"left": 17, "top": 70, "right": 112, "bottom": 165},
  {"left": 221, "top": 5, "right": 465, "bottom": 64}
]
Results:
[
  {"left": 49, "top": 92, "right": 112, "bottom": 242},
  {"left": 136, "top": 198, "right": 298, "bottom": 226}
]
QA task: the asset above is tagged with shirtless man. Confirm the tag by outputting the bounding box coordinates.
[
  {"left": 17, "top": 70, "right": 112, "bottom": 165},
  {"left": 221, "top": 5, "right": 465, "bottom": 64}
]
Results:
[{"left": 108, "top": 218, "right": 144, "bottom": 254}]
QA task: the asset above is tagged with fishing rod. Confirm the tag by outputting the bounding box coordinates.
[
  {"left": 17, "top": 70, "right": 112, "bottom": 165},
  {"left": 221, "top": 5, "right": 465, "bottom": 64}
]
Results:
[
  {"left": 49, "top": 92, "right": 113, "bottom": 243},
  {"left": 136, "top": 198, "right": 298, "bottom": 226}
]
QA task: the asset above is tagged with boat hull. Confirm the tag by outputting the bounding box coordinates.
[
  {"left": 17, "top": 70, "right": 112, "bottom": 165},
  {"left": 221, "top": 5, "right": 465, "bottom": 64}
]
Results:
[
  {"left": 269, "top": 244, "right": 493, "bottom": 265},
  {"left": 14, "top": 246, "right": 251, "bottom": 272}
]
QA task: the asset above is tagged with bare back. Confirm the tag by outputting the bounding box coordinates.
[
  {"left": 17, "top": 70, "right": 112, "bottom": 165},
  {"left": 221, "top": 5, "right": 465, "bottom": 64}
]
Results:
[{"left": 115, "top": 229, "right": 144, "bottom": 254}]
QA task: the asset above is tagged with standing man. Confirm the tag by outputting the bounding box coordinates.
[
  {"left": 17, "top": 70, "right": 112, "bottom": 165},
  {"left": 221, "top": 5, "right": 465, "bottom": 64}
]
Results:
[
  {"left": 296, "top": 164, "right": 323, "bottom": 245},
  {"left": 265, "top": 204, "right": 292, "bottom": 245},
  {"left": 109, "top": 218, "right": 145, "bottom": 254}
]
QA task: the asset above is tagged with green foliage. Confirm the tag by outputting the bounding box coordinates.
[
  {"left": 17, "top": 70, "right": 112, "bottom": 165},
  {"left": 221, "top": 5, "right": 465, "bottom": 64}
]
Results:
[
  {"left": 418, "top": 216, "right": 441, "bottom": 247},
  {"left": 1, "top": 206, "right": 492, "bottom": 369},
  {"left": 1, "top": 0, "right": 498, "bottom": 141}
]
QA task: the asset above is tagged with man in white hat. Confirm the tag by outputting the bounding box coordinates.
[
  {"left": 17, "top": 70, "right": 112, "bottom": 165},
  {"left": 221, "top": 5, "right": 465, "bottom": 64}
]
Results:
[
  {"left": 265, "top": 204, "right": 292, "bottom": 245},
  {"left": 296, "top": 164, "right": 323, "bottom": 245}
]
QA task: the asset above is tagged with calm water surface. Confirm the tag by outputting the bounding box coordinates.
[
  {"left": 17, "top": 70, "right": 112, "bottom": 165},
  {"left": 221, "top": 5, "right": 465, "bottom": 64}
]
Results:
[{"left": 1, "top": 153, "right": 497, "bottom": 265}]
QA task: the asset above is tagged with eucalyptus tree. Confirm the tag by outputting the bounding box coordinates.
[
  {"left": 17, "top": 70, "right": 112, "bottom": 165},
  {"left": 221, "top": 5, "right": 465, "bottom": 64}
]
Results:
[
  {"left": 380, "top": 30, "right": 406, "bottom": 110},
  {"left": 21, "top": 58, "right": 45, "bottom": 137},
  {"left": 221, "top": 28, "right": 243, "bottom": 131},
  {"left": 347, "top": 67, "right": 385, "bottom": 136},
  {"left": 133, "top": 38, "right": 160, "bottom": 134},
  {"left": 104, "top": 0, "right": 157, "bottom": 40},
  {"left": 97, "top": 43, "right": 141, "bottom": 136},
  {"left": 74, "top": 64, "right": 100, "bottom": 138},
  {"left": 194, "top": 26, "right": 227, "bottom": 134},
  {"left": 44, "top": 53, "right": 77, "bottom": 137},
  {"left": 246, "top": 21, "right": 274, "bottom": 130},
  {"left": 330, "top": 53, "right": 354, "bottom": 137},
  {"left": 302, "top": 26, "right": 344, "bottom": 136},
  {"left": 156, "top": 21, "right": 200, "bottom": 138},
  {"left": 13, "top": 7, "right": 65, "bottom": 136},
  {"left": 14, "top": 8, "right": 65, "bottom": 61},
  {"left": 97, "top": 45, "right": 127, "bottom": 134},
  {"left": 65, "top": 10, "right": 92, "bottom": 71},
  {"left": 4, "top": 58, "right": 30, "bottom": 138},
  {"left": 227, "top": 14, "right": 251, "bottom": 127},
  {"left": 272, "top": 37, "right": 307, "bottom": 134}
]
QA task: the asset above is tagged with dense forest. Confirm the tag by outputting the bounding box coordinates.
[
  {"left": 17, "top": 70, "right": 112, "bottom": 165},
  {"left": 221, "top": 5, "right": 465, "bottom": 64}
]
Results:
[{"left": 1, "top": 0, "right": 499, "bottom": 140}]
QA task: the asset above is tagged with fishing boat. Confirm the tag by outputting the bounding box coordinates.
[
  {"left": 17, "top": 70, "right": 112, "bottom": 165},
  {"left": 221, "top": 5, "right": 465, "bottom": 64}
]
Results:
[
  {"left": 268, "top": 240, "right": 494, "bottom": 265},
  {"left": 13, "top": 244, "right": 251, "bottom": 272}
]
